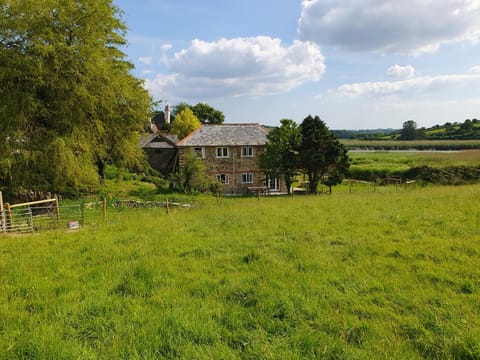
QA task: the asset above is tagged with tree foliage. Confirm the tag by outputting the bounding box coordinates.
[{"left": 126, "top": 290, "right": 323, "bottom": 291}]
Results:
[
  {"left": 171, "top": 108, "right": 201, "bottom": 140},
  {"left": 191, "top": 102, "right": 225, "bottom": 124},
  {"left": 178, "top": 150, "right": 215, "bottom": 193},
  {"left": 299, "top": 115, "right": 350, "bottom": 194},
  {"left": 172, "top": 102, "right": 224, "bottom": 124},
  {"left": 399, "top": 120, "right": 418, "bottom": 140},
  {"left": 259, "top": 119, "right": 301, "bottom": 194},
  {"left": 0, "top": 0, "right": 151, "bottom": 196}
]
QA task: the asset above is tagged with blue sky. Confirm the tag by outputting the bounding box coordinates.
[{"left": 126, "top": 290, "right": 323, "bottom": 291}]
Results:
[{"left": 114, "top": 0, "right": 480, "bottom": 129}]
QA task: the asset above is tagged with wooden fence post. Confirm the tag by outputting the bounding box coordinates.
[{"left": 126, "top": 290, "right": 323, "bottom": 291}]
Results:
[
  {"left": 5, "top": 203, "right": 12, "bottom": 232},
  {"left": 103, "top": 198, "right": 107, "bottom": 221},
  {"left": 0, "top": 191, "right": 5, "bottom": 234},
  {"left": 166, "top": 197, "right": 170, "bottom": 214},
  {"left": 54, "top": 195, "right": 60, "bottom": 221},
  {"left": 80, "top": 202, "right": 85, "bottom": 225}
]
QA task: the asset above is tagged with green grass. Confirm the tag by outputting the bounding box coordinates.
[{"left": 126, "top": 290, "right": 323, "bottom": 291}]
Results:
[
  {"left": 1, "top": 185, "right": 480, "bottom": 359},
  {"left": 343, "top": 139, "right": 480, "bottom": 150},
  {"left": 348, "top": 150, "right": 480, "bottom": 181}
]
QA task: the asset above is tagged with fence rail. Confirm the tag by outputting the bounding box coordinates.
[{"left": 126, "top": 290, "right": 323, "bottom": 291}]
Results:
[{"left": 0, "top": 196, "right": 185, "bottom": 235}]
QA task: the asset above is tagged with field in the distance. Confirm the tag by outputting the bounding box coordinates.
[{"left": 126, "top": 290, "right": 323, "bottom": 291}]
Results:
[
  {"left": 349, "top": 149, "right": 480, "bottom": 176},
  {"left": 1, "top": 185, "right": 479, "bottom": 359}
]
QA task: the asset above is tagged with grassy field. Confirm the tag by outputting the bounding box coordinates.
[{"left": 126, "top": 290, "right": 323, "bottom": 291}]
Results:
[
  {"left": 343, "top": 139, "right": 480, "bottom": 150},
  {"left": 349, "top": 150, "right": 480, "bottom": 178},
  {"left": 1, "top": 185, "right": 480, "bottom": 359}
]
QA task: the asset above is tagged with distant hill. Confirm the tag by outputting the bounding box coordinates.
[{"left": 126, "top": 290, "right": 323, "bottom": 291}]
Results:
[
  {"left": 333, "top": 119, "right": 480, "bottom": 140},
  {"left": 331, "top": 128, "right": 397, "bottom": 139},
  {"left": 390, "top": 118, "right": 480, "bottom": 140}
]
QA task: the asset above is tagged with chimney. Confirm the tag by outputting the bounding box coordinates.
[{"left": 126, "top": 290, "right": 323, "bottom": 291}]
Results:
[{"left": 164, "top": 104, "right": 170, "bottom": 124}]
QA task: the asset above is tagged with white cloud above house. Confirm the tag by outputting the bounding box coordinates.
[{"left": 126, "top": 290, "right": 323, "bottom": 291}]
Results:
[
  {"left": 298, "top": 0, "right": 480, "bottom": 54},
  {"left": 336, "top": 72, "right": 480, "bottom": 97},
  {"left": 145, "top": 36, "right": 326, "bottom": 101},
  {"left": 386, "top": 65, "right": 415, "bottom": 79}
]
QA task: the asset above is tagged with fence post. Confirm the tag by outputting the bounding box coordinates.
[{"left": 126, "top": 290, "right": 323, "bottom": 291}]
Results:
[
  {"left": 5, "top": 203, "right": 12, "bottom": 232},
  {"left": 54, "top": 195, "right": 60, "bottom": 221},
  {"left": 81, "top": 202, "right": 85, "bottom": 225},
  {"left": 0, "top": 191, "right": 5, "bottom": 234},
  {"left": 166, "top": 197, "right": 170, "bottom": 214},
  {"left": 103, "top": 198, "right": 107, "bottom": 221}
]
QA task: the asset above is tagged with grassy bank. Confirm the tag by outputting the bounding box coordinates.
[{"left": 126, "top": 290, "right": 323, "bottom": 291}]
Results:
[
  {"left": 1, "top": 185, "right": 479, "bottom": 359},
  {"left": 349, "top": 150, "right": 480, "bottom": 183},
  {"left": 343, "top": 139, "right": 480, "bottom": 150}
]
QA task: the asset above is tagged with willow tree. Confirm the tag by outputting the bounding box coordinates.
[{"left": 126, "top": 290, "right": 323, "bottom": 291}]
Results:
[{"left": 0, "top": 0, "right": 151, "bottom": 196}]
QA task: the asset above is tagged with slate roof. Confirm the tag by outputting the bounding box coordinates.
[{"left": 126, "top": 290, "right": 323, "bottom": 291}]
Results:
[
  {"left": 177, "top": 124, "right": 268, "bottom": 147},
  {"left": 140, "top": 133, "right": 179, "bottom": 149}
]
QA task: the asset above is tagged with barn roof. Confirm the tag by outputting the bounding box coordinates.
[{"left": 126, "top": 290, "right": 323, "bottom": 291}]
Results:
[
  {"left": 177, "top": 124, "right": 268, "bottom": 147},
  {"left": 140, "top": 133, "right": 179, "bottom": 149}
]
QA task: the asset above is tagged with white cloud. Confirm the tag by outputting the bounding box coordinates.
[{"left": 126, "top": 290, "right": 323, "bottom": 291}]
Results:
[
  {"left": 336, "top": 72, "right": 480, "bottom": 97},
  {"left": 386, "top": 65, "right": 415, "bottom": 78},
  {"left": 139, "top": 56, "right": 152, "bottom": 65},
  {"left": 471, "top": 65, "right": 480, "bottom": 73},
  {"left": 298, "top": 0, "right": 480, "bottom": 54},
  {"left": 145, "top": 36, "right": 326, "bottom": 100}
]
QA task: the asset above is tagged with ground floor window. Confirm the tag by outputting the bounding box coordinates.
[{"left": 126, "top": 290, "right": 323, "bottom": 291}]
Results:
[
  {"left": 242, "top": 173, "right": 254, "bottom": 184},
  {"left": 216, "top": 174, "right": 229, "bottom": 184},
  {"left": 267, "top": 177, "right": 280, "bottom": 191}
]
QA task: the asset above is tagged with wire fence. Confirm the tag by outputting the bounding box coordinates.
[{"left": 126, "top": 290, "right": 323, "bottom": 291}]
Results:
[
  {"left": 0, "top": 203, "right": 102, "bottom": 235},
  {"left": 0, "top": 199, "right": 186, "bottom": 235}
]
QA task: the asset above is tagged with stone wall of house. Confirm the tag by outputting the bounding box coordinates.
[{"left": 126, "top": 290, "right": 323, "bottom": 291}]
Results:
[{"left": 179, "top": 145, "right": 271, "bottom": 194}]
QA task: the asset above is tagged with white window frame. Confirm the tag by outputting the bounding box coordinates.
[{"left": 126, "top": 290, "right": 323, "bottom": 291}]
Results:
[
  {"left": 241, "top": 146, "right": 253, "bottom": 157},
  {"left": 267, "top": 177, "right": 280, "bottom": 191},
  {"left": 216, "top": 174, "right": 229, "bottom": 184},
  {"left": 216, "top": 147, "right": 229, "bottom": 158},
  {"left": 193, "top": 147, "right": 205, "bottom": 159},
  {"left": 242, "top": 173, "right": 254, "bottom": 184}
]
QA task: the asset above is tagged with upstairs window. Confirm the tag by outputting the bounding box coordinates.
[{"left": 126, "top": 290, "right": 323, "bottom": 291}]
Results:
[
  {"left": 193, "top": 147, "right": 205, "bottom": 158},
  {"left": 216, "top": 147, "right": 229, "bottom": 158},
  {"left": 241, "top": 146, "right": 253, "bottom": 157}
]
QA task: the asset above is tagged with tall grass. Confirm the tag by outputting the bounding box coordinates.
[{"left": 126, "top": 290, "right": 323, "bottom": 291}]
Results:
[{"left": 1, "top": 185, "right": 479, "bottom": 359}]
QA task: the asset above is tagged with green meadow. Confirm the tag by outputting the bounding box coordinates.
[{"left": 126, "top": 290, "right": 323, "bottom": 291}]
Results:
[
  {"left": 1, "top": 185, "right": 479, "bottom": 359},
  {"left": 348, "top": 150, "right": 480, "bottom": 182}
]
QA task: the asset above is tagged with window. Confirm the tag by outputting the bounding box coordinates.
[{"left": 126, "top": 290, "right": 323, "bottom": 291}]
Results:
[
  {"left": 216, "top": 147, "right": 229, "bottom": 158},
  {"left": 267, "top": 177, "right": 279, "bottom": 191},
  {"left": 242, "top": 173, "right": 254, "bottom": 184},
  {"left": 193, "top": 147, "right": 205, "bottom": 158},
  {"left": 216, "top": 174, "right": 229, "bottom": 184},
  {"left": 241, "top": 146, "right": 253, "bottom": 157}
]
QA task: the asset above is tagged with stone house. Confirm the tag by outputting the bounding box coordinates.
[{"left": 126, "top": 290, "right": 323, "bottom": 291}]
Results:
[{"left": 176, "top": 124, "right": 286, "bottom": 194}]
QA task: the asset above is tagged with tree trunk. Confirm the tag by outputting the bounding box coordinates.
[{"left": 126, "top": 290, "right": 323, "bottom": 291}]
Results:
[
  {"left": 96, "top": 159, "right": 105, "bottom": 185},
  {"left": 308, "top": 172, "right": 319, "bottom": 194}
]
